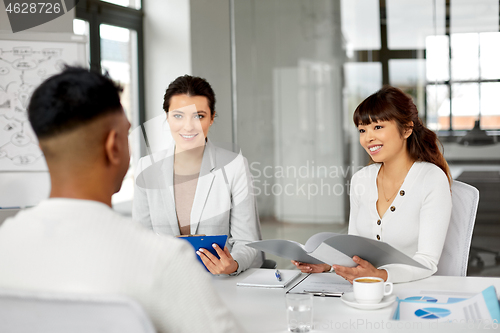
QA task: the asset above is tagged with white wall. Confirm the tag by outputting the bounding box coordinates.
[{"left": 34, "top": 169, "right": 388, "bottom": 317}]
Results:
[
  {"left": 232, "top": 0, "right": 347, "bottom": 221},
  {"left": 143, "top": 0, "right": 234, "bottom": 145},
  {"left": 189, "top": 0, "right": 233, "bottom": 145},
  {"left": 141, "top": 0, "right": 235, "bottom": 152},
  {"left": 143, "top": 0, "right": 192, "bottom": 123}
]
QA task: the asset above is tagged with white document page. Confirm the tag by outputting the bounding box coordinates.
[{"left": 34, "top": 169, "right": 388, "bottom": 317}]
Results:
[
  {"left": 308, "top": 242, "right": 356, "bottom": 267},
  {"left": 397, "top": 293, "right": 490, "bottom": 322},
  {"left": 393, "top": 286, "right": 500, "bottom": 323},
  {"left": 303, "top": 232, "right": 339, "bottom": 252},
  {"left": 395, "top": 289, "right": 475, "bottom": 304}
]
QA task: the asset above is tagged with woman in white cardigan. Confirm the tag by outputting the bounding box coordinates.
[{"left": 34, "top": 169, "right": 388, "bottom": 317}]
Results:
[
  {"left": 133, "top": 75, "right": 262, "bottom": 275},
  {"left": 294, "top": 86, "right": 452, "bottom": 283}
]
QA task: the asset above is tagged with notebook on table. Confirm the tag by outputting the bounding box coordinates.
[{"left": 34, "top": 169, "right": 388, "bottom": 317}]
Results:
[{"left": 236, "top": 269, "right": 304, "bottom": 288}]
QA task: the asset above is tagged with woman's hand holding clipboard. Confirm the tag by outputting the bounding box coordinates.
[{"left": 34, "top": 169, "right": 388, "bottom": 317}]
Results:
[{"left": 177, "top": 234, "right": 238, "bottom": 274}]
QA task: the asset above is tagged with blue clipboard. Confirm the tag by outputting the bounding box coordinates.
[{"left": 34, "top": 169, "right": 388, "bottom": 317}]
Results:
[{"left": 178, "top": 235, "right": 228, "bottom": 270}]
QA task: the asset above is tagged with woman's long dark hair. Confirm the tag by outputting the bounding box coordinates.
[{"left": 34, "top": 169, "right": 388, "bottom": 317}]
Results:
[{"left": 353, "top": 85, "right": 451, "bottom": 185}]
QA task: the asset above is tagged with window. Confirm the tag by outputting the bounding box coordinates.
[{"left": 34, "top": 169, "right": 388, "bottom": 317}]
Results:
[
  {"left": 426, "top": 0, "right": 500, "bottom": 132},
  {"left": 75, "top": 0, "right": 145, "bottom": 206},
  {"left": 343, "top": 0, "right": 500, "bottom": 134},
  {"left": 100, "top": 23, "right": 139, "bottom": 125},
  {"left": 102, "top": 0, "right": 141, "bottom": 9},
  {"left": 427, "top": 31, "right": 500, "bottom": 131}
]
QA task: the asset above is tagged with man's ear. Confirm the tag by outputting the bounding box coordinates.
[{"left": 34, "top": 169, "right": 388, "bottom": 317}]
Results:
[{"left": 104, "top": 129, "right": 120, "bottom": 166}]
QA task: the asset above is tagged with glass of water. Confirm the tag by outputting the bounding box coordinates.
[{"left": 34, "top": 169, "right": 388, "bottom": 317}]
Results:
[{"left": 285, "top": 293, "right": 313, "bottom": 332}]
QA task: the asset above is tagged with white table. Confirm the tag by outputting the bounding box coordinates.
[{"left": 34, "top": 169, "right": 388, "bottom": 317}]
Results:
[{"left": 212, "top": 269, "right": 500, "bottom": 332}]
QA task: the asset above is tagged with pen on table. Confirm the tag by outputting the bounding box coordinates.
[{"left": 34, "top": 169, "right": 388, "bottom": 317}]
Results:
[
  {"left": 303, "top": 290, "right": 343, "bottom": 297},
  {"left": 275, "top": 269, "right": 282, "bottom": 282}
]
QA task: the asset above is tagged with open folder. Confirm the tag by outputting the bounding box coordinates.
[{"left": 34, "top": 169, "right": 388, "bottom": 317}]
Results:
[
  {"left": 236, "top": 269, "right": 303, "bottom": 288},
  {"left": 247, "top": 232, "right": 428, "bottom": 269}
]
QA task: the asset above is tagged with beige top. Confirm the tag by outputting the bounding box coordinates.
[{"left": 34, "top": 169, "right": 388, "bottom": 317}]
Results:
[{"left": 174, "top": 173, "right": 200, "bottom": 235}]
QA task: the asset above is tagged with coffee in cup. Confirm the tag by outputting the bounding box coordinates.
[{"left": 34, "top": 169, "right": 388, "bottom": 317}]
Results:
[
  {"left": 355, "top": 278, "right": 380, "bottom": 283},
  {"left": 353, "top": 277, "right": 393, "bottom": 304}
]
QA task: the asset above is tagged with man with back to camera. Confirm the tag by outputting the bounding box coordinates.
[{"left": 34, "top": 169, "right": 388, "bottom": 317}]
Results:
[{"left": 0, "top": 67, "right": 243, "bottom": 333}]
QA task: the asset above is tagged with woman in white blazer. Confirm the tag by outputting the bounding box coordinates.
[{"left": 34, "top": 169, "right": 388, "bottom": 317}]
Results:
[
  {"left": 133, "top": 75, "right": 262, "bottom": 275},
  {"left": 294, "top": 86, "right": 452, "bottom": 283}
]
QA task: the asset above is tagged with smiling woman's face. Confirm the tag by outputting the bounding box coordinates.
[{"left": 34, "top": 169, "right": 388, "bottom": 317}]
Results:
[
  {"left": 167, "top": 94, "right": 214, "bottom": 152},
  {"left": 357, "top": 119, "right": 411, "bottom": 164}
]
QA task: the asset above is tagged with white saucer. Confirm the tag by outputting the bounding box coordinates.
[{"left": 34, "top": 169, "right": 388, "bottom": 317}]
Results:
[{"left": 341, "top": 292, "right": 396, "bottom": 310}]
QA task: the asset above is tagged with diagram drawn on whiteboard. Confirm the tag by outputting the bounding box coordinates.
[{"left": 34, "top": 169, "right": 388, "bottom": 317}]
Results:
[{"left": 0, "top": 39, "right": 81, "bottom": 171}]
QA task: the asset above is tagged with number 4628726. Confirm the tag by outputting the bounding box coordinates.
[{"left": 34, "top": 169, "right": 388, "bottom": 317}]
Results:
[{"left": 5, "top": 3, "right": 61, "bottom": 14}]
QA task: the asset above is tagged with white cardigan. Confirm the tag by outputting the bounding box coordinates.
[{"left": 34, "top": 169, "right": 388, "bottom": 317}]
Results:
[{"left": 348, "top": 162, "right": 452, "bottom": 283}]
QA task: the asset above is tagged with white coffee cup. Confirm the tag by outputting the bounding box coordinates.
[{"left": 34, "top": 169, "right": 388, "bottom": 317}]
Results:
[{"left": 353, "top": 277, "right": 393, "bottom": 304}]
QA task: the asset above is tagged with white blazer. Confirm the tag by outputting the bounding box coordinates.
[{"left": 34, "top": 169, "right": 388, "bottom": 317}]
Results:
[{"left": 133, "top": 139, "right": 263, "bottom": 273}]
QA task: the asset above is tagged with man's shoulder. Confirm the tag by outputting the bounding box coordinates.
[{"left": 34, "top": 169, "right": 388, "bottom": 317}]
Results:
[
  {"left": 4, "top": 199, "right": 190, "bottom": 255},
  {"left": 99, "top": 210, "right": 192, "bottom": 256}
]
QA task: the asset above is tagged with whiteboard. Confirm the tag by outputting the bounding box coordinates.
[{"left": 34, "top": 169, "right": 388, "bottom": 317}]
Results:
[{"left": 0, "top": 34, "right": 87, "bottom": 171}]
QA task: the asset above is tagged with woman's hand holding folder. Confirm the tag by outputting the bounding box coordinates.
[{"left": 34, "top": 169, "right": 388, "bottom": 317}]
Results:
[
  {"left": 292, "top": 256, "right": 388, "bottom": 284},
  {"left": 292, "top": 261, "right": 331, "bottom": 274}
]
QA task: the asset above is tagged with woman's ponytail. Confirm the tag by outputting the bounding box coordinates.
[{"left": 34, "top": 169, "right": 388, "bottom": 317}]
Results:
[{"left": 408, "top": 118, "right": 451, "bottom": 185}]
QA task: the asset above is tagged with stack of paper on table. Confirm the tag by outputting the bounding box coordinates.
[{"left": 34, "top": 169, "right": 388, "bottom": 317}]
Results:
[
  {"left": 236, "top": 269, "right": 303, "bottom": 288},
  {"left": 391, "top": 286, "right": 500, "bottom": 322}
]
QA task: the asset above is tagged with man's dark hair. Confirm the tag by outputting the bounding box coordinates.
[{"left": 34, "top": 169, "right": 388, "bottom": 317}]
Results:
[
  {"left": 28, "top": 66, "right": 123, "bottom": 139},
  {"left": 163, "top": 75, "right": 216, "bottom": 117}
]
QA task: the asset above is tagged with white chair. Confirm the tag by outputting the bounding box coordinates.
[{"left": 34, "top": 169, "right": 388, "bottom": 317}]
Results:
[
  {"left": 0, "top": 289, "right": 156, "bottom": 333},
  {"left": 436, "top": 180, "right": 479, "bottom": 276}
]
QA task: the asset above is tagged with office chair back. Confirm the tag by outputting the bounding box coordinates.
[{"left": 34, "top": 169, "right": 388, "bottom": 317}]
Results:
[
  {"left": 261, "top": 258, "right": 278, "bottom": 269},
  {"left": 0, "top": 289, "right": 156, "bottom": 333},
  {"left": 436, "top": 180, "right": 479, "bottom": 276}
]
